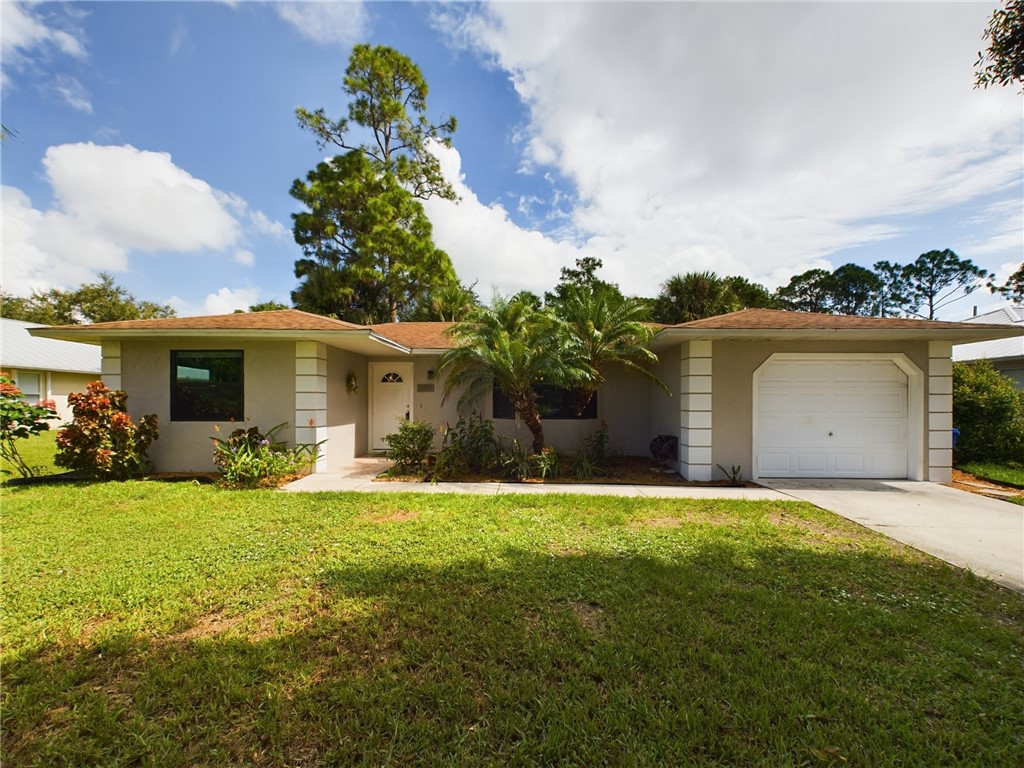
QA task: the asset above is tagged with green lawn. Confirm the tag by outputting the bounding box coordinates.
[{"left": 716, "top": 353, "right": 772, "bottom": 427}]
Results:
[
  {"left": 2, "top": 483, "right": 1022, "bottom": 766},
  {"left": 0, "top": 430, "right": 60, "bottom": 480}
]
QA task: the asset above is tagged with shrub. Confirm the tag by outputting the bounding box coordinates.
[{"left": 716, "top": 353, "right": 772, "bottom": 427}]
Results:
[
  {"left": 570, "top": 421, "right": 611, "bottom": 480},
  {"left": 212, "top": 422, "right": 323, "bottom": 488},
  {"left": 0, "top": 372, "right": 57, "bottom": 478},
  {"left": 952, "top": 361, "right": 1024, "bottom": 464},
  {"left": 496, "top": 437, "right": 532, "bottom": 481},
  {"left": 434, "top": 413, "right": 499, "bottom": 479},
  {"left": 56, "top": 382, "right": 158, "bottom": 479},
  {"left": 529, "top": 446, "right": 560, "bottom": 479},
  {"left": 384, "top": 419, "right": 435, "bottom": 472}
]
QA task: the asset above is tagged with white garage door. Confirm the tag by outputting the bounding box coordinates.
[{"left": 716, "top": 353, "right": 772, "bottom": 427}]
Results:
[{"left": 756, "top": 358, "right": 908, "bottom": 478}]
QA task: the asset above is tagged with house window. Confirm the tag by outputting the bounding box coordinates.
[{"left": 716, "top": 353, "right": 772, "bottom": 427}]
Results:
[
  {"left": 492, "top": 385, "right": 597, "bottom": 420},
  {"left": 13, "top": 372, "right": 42, "bottom": 403},
  {"left": 171, "top": 351, "right": 243, "bottom": 421}
]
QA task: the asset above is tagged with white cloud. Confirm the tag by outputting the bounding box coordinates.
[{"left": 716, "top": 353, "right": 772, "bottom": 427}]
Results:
[
  {"left": 436, "top": 3, "right": 1023, "bottom": 296},
  {"left": 1, "top": 143, "right": 246, "bottom": 295},
  {"left": 1, "top": 2, "right": 87, "bottom": 63},
  {"left": 168, "top": 287, "right": 261, "bottom": 317},
  {"left": 51, "top": 74, "right": 93, "bottom": 113},
  {"left": 233, "top": 249, "right": 255, "bottom": 266},
  {"left": 275, "top": 2, "right": 367, "bottom": 47},
  {"left": 249, "top": 210, "right": 289, "bottom": 238}
]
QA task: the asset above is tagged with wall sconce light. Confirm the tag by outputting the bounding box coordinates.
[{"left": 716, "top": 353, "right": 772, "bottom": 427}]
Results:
[{"left": 426, "top": 369, "right": 436, "bottom": 380}]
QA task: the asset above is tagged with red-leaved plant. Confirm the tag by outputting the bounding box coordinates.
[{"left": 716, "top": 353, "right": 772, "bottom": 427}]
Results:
[
  {"left": 56, "top": 381, "right": 159, "bottom": 479},
  {"left": 1, "top": 372, "right": 58, "bottom": 478}
]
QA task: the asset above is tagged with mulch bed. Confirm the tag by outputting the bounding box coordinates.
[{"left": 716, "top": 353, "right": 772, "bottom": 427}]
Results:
[
  {"left": 951, "top": 468, "right": 1024, "bottom": 502},
  {"left": 377, "top": 455, "right": 755, "bottom": 488}
]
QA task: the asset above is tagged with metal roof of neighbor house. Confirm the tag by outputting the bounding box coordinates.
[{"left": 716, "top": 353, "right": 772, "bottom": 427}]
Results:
[
  {"left": 1, "top": 318, "right": 101, "bottom": 374},
  {"left": 954, "top": 305, "right": 1024, "bottom": 363}
]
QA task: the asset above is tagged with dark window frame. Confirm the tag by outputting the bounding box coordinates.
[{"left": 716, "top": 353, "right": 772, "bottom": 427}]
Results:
[
  {"left": 170, "top": 350, "right": 244, "bottom": 422},
  {"left": 492, "top": 384, "right": 597, "bottom": 420}
]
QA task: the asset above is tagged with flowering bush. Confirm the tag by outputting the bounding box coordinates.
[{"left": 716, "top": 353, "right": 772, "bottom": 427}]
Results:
[
  {"left": 0, "top": 372, "right": 58, "bottom": 478},
  {"left": 56, "top": 381, "right": 158, "bottom": 479},
  {"left": 383, "top": 419, "right": 435, "bottom": 471},
  {"left": 211, "top": 422, "right": 324, "bottom": 488}
]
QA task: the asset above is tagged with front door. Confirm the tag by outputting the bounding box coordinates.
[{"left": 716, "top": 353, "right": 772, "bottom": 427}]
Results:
[{"left": 370, "top": 362, "right": 414, "bottom": 451}]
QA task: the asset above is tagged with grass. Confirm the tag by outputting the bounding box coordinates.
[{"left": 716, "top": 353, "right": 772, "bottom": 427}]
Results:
[
  {"left": 958, "top": 462, "right": 1024, "bottom": 489},
  {"left": 0, "top": 430, "right": 60, "bottom": 481},
  {"left": 2, "top": 483, "right": 1022, "bottom": 766}
]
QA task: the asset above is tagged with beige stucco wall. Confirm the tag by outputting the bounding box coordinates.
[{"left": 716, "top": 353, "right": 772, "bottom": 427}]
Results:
[
  {"left": 710, "top": 340, "right": 932, "bottom": 481},
  {"left": 120, "top": 339, "right": 296, "bottom": 472},
  {"left": 7, "top": 368, "right": 96, "bottom": 424},
  {"left": 325, "top": 347, "right": 368, "bottom": 469}
]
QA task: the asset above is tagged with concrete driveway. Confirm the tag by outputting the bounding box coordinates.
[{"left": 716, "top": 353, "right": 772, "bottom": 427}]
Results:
[{"left": 760, "top": 479, "right": 1024, "bottom": 593}]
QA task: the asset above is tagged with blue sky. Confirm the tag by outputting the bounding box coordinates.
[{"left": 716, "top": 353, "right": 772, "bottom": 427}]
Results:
[{"left": 2, "top": 1, "right": 1021, "bottom": 319}]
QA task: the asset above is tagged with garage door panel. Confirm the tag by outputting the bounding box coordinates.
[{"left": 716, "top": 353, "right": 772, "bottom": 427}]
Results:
[
  {"left": 756, "top": 358, "right": 908, "bottom": 479},
  {"left": 795, "top": 453, "right": 828, "bottom": 473}
]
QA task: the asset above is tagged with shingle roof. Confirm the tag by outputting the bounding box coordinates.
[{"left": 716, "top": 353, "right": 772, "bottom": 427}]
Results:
[
  {"left": 670, "top": 308, "right": 1007, "bottom": 331},
  {"left": 48, "top": 309, "right": 364, "bottom": 332},
  {"left": 369, "top": 322, "right": 456, "bottom": 350},
  {"left": 1, "top": 318, "right": 101, "bottom": 373}
]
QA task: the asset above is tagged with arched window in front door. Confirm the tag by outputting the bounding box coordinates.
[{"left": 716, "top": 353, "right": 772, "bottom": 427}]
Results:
[{"left": 380, "top": 371, "right": 404, "bottom": 383}]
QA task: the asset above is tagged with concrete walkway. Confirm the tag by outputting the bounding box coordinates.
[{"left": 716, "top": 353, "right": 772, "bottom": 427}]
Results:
[
  {"left": 282, "top": 459, "right": 789, "bottom": 500},
  {"left": 761, "top": 479, "right": 1024, "bottom": 594}
]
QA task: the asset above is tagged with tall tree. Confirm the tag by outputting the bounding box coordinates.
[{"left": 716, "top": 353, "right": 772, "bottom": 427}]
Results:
[
  {"left": 653, "top": 271, "right": 740, "bottom": 324},
  {"left": 407, "top": 281, "right": 480, "bottom": 322},
  {"left": 990, "top": 262, "right": 1024, "bottom": 302},
  {"left": 774, "top": 269, "right": 834, "bottom": 314},
  {"left": 291, "top": 44, "right": 460, "bottom": 323},
  {"left": 828, "top": 263, "right": 883, "bottom": 316},
  {"left": 544, "top": 257, "right": 623, "bottom": 307},
  {"left": 901, "top": 249, "right": 992, "bottom": 320},
  {"left": 976, "top": 0, "right": 1024, "bottom": 91},
  {"left": 723, "top": 276, "right": 780, "bottom": 309},
  {"left": 555, "top": 284, "right": 667, "bottom": 416},
  {"left": 1, "top": 273, "right": 174, "bottom": 325},
  {"left": 871, "top": 260, "right": 913, "bottom": 317},
  {"left": 437, "top": 297, "right": 581, "bottom": 453}
]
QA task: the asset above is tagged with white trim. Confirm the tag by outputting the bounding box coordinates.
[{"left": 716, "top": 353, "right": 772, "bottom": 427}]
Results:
[
  {"left": 369, "top": 362, "right": 415, "bottom": 451},
  {"left": 751, "top": 352, "right": 924, "bottom": 481}
]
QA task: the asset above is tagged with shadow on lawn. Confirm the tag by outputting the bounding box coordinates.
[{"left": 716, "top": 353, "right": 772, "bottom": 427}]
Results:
[{"left": 4, "top": 542, "right": 1023, "bottom": 767}]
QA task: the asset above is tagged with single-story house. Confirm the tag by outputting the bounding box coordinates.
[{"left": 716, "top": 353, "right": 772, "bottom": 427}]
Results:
[
  {"left": 2, "top": 317, "right": 102, "bottom": 422},
  {"left": 953, "top": 305, "right": 1024, "bottom": 390},
  {"left": 31, "top": 308, "right": 1022, "bottom": 483}
]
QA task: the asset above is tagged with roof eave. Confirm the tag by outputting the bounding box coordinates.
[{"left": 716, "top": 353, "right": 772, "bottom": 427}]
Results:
[
  {"left": 30, "top": 326, "right": 414, "bottom": 355},
  {"left": 653, "top": 327, "right": 1024, "bottom": 344}
]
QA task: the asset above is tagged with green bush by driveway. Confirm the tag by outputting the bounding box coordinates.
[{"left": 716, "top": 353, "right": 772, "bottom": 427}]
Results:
[{"left": 2, "top": 483, "right": 1022, "bottom": 766}]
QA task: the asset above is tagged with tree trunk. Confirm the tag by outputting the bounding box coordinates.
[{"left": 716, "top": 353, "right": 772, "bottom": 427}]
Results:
[{"left": 513, "top": 389, "right": 545, "bottom": 453}]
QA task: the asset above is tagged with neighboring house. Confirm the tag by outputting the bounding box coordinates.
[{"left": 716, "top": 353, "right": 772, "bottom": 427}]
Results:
[
  {"left": 953, "top": 305, "right": 1024, "bottom": 390},
  {"left": 2, "top": 318, "right": 102, "bottom": 423},
  {"left": 32, "top": 308, "right": 1022, "bottom": 483}
]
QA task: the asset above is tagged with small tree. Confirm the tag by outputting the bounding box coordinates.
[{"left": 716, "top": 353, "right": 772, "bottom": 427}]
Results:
[
  {"left": 0, "top": 373, "right": 57, "bottom": 478},
  {"left": 56, "top": 382, "right": 159, "bottom": 479},
  {"left": 952, "top": 361, "right": 1024, "bottom": 464}
]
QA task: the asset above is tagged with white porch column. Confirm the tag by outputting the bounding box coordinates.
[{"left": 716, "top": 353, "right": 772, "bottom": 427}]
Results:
[
  {"left": 295, "top": 341, "right": 328, "bottom": 472},
  {"left": 679, "top": 340, "right": 713, "bottom": 481},
  {"left": 101, "top": 342, "right": 122, "bottom": 390},
  {"left": 927, "top": 341, "right": 953, "bottom": 484}
]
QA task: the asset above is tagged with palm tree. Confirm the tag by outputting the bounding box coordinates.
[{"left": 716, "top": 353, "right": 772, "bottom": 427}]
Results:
[
  {"left": 556, "top": 285, "right": 669, "bottom": 415},
  {"left": 654, "top": 271, "right": 741, "bottom": 324},
  {"left": 436, "top": 295, "right": 582, "bottom": 453}
]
